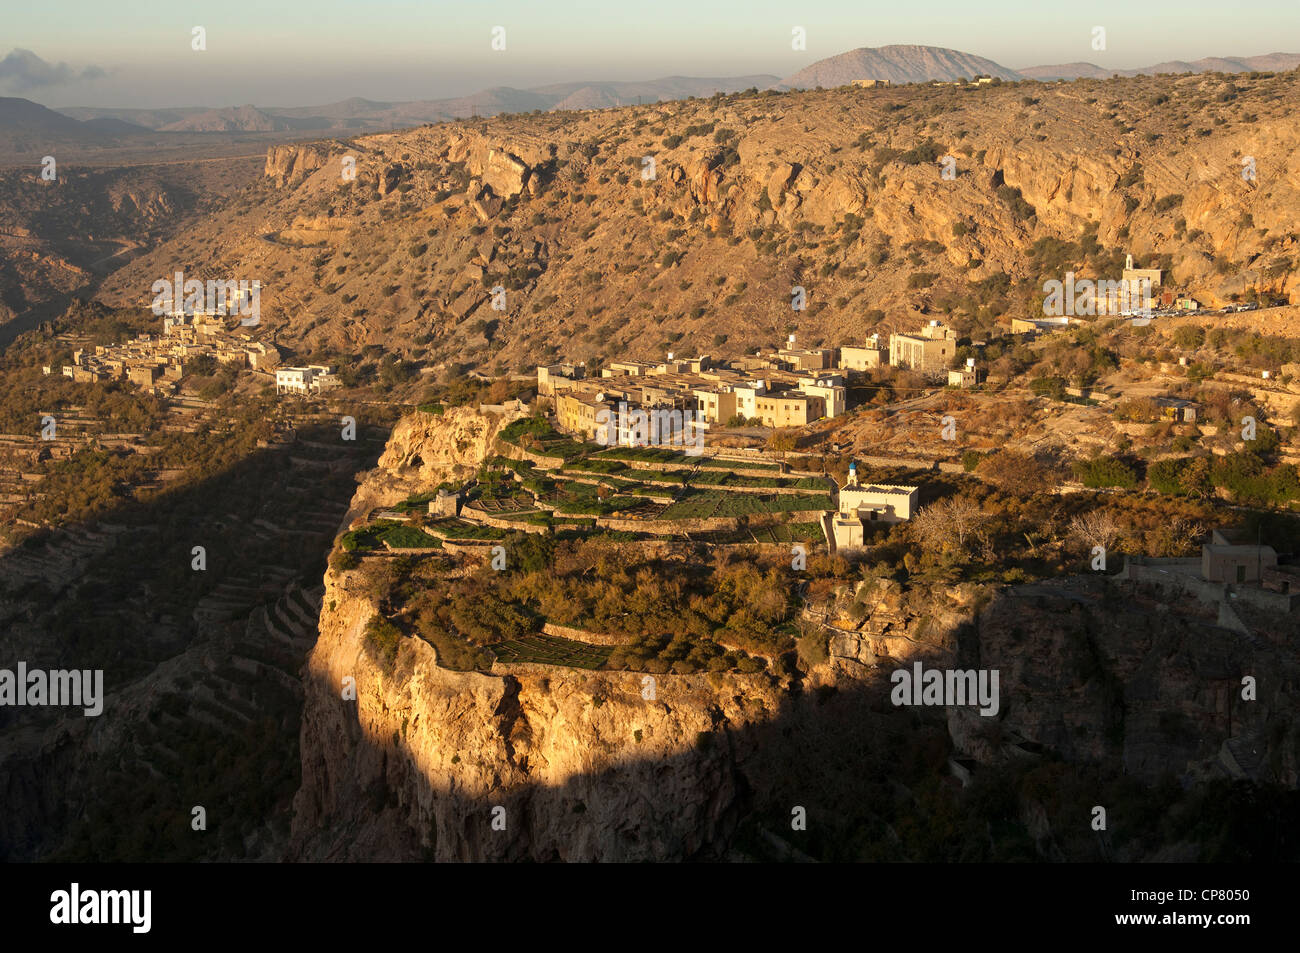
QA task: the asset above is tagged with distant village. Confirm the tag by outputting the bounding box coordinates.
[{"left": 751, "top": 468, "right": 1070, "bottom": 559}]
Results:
[{"left": 51, "top": 304, "right": 340, "bottom": 397}]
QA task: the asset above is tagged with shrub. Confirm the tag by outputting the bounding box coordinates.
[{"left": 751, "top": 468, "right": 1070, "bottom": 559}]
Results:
[
  {"left": 1072, "top": 456, "right": 1138, "bottom": 489},
  {"left": 363, "top": 616, "right": 403, "bottom": 667}
]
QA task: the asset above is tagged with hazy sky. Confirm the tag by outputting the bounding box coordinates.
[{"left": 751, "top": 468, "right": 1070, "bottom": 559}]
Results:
[{"left": 5, "top": 0, "right": 1299, "bottom": 108}]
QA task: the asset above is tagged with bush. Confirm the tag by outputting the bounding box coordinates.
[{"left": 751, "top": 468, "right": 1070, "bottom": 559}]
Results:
[
  {"left": 1072, "top": 456, "right": 1138, "bottom": 489},
  {"left": 1030, "top": 376, "right": 1066, "bottom": 400},
  {"left": 363, "top": 616, "right": 403, "bottom": 668},
  {"left": 1148, "top": 458, "right": 1192, "bottom": 495},
  {"left": 796, "top": 631, "right": 829, "bottom": 669},
  {"left": 978, "top": 451, "right": 1049, "bottom": 496}
]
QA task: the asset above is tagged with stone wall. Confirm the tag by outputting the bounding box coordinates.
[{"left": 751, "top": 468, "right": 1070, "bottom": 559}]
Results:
[
  {"left": 595, "top": 514, "right": 742, "bottom": 533},
  {"left": 460, "top": 507, "right": 550, "bottom": 534},
  {"left": 541, "top": 622, "right": 628, "bottom": 646}
]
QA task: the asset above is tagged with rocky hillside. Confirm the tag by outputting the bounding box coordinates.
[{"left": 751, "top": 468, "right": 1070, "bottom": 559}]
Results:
[
  {"left": 0, "top": 155, "right": 263, "bottom": 345},
  {"left": 94, "top": 68, "right": 1300, "bottom": 380}
]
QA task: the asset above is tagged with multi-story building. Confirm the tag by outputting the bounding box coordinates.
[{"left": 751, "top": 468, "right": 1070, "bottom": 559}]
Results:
[
  {"left": 888, "top": 321, "right": 957, "bottom": 378},
  {"left": 693, "top": 387, "right": 738, "bottom": 424},
  {"left": 537, "top": 362, "right": 585, "bottom": 397},
  {"left": 796, "top": 376, "right": 846, "bottom": 417},
  {"left": 275, "top": 365, "right": 339, "bottom": 395},
  {"left": 556, "top": 392, "right": 611, "bottom": 442},
  {"left": 754, "top": 392, "right": 823, "bottom": 429},
  {"left": 839, "top": 335, "right": 886, "bottom": 371}
]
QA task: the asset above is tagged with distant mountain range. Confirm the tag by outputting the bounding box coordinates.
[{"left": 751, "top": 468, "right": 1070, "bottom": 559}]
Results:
[
  {"left": 52, "top": 75, "right": 783, "bottom": 134},
  {"left": 1018, "top": 52, "right": 1300, "bottom": 81},
  {"left": 10, "top": 46, "right": 1299, "bottom": 143}
]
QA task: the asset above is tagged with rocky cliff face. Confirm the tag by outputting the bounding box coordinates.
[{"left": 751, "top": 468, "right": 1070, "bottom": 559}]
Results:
[
  {"left": 291, "top": 577, "right": 783, "bottom": 860},
  {"left": 264, "top": 143, "right": 335, "bottom": 187},
  {"left": 948, "top": 578, "right": 1300, "bottom": 787},
  {"left": 342, "top": 406, "right": 525, "bottom": 523},
  {"left": 291, "top": 408, "right": 789, "bottom": 860}
]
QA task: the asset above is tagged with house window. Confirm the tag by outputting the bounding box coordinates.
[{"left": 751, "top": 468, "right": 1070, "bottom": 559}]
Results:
[{"left": 1236, "top": 565, "right": 1246, "bottom": 583}]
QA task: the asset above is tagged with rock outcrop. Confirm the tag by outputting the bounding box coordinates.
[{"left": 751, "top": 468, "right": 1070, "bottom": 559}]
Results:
[{"left": 264, "top": 143, "right": 335, "bottom": 186}]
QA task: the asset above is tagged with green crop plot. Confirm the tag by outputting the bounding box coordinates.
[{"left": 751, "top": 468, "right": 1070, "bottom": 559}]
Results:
[{"left": 489, "top": 633, "right": 613, "bottom": 669}]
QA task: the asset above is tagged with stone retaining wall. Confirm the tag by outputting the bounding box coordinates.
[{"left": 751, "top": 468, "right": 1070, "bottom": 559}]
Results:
[
  {"left": 595, "top": 514, "right": 741, "bottom": 533},
  {"left": 460, "top": 507, "right": 549, "bottom": 534},
  {"left": 541, "top": 622, "right": 628, "bottom": 646}
]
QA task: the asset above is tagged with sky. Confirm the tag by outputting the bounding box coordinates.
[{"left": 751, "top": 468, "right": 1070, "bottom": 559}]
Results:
[{"left": 4, "top": 0, "right": 1299, "bottom": 108}]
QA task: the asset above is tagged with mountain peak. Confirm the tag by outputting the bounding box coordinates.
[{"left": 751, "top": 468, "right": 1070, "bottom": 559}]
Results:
[{"left": 779, "top": 45, "right": 1022, "bottom": 89}]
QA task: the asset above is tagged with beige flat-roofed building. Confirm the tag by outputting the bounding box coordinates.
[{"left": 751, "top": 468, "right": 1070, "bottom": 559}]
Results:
[
  {"left": 1202, "top": 544, "right": 1277, "bottom": 584},
  {"left": 754, "top": 393, "right": 823, "bottom": 428},
  {"left": 840, "top": 344, "right": 885, "bottom": 370},
  {"left": 603, "top": 361, "right": 655, "bottom": 378},
  {"left": 948, "top": 367, "right": 979, "bottom": 388},
  {"left": 694, "top": 387, "right": 737, "bottom": 424},
  {"left": 889, "top": 321, "right": 956, "bottom": 377},
  {"left": 537, "top": 362, "right": 585, "bottom": 396},
  {"left": 1011, "top": 316, "right": 1071, "bottom": 334},
  {"left": 838, "top": 482, "right": 918, "bottom": 523},
  {"left": 556, "top": 392, "right": 611, "bottom": 442},
  {"left": 797, "top": 378, "right": 846, "bottom": 417},
  {"left": 777, "top": 347, "right": 834, "bottom": 372},
  {"left": 1122, "top": 255, "right": 1162, "bottom": 295}
]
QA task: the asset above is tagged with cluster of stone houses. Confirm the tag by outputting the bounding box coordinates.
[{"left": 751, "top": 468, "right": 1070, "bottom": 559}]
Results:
[
  {"left": 542, "top": 348, "right": 849, "bottom": 444},
  {"left": 541, "top": 322, "right": 982, "bottom": 444},
  {"left": 57, "top": 309, "right": 281, "bottom": 393},
  {"left": 55, "top": 306, "right": 343, "bottom": 398}
]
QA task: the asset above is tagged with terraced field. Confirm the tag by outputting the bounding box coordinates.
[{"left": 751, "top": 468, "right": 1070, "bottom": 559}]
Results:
[
  {"left": 488, "top": 633, "right": 613, "bottom": 668},
  {"left": 660, "top": 489, "right": 833, "bottom": 519}
]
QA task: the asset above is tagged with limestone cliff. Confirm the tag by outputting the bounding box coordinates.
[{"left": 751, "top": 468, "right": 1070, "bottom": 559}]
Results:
[{"left": 291, "top": 574, "right": 785, "bottom": 860}]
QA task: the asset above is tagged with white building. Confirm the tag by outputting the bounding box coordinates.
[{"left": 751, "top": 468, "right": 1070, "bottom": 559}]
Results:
[
  {"left": 840, "top": 334, "right": 887, "bottom": 371},
  {"left": 276, "top": 364, "right": 339, "bottom": 395},
  {"left": 825, "top": 462, "right": 919, "bottom": 551},
  {"left": 732, "top": 381, "right": 768, "bottom": 420}
]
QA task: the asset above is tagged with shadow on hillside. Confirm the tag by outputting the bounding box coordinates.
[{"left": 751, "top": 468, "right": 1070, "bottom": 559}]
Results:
[{"left": 0, "top": 422, "right": 385, "bottom": 861}]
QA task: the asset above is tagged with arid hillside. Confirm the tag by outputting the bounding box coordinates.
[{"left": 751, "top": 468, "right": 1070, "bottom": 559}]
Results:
[
  {"left": 93, "top": 69, "right": 1300, "bottom": 378},
  {"left": 0, "top": 156, "right": 263, "bottom": 344}
]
